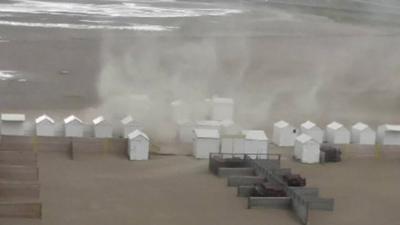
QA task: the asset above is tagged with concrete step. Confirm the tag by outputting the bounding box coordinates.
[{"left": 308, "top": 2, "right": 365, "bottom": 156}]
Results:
[
  {"left": 0, "top": 200, "right": 41, "bottom": 218},
  {"left": 0, "top": 151, "right": 37, "bottom": 166},
  {"left": 0, "top": 145, "right": 34, "bottom": 152},
  {"left": 218, "top": 167, "right": 255, "bottom": 177},
  {"left": 0, "top": 165, "right": 38, "bottom": 181},
  {"left": 71, "top": 137, "right": 127, "bottom": 160},
  {"left": 0, "top": 181, "right": 40, "bottom": 200}
]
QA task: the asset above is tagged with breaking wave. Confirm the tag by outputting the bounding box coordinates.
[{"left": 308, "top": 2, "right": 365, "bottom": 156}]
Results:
[
  {"left": 0, "top": 0, "right": 242, "bottom": 18},
  {"left": 0, "top": 20, "right": 177, "bottom": 31}
]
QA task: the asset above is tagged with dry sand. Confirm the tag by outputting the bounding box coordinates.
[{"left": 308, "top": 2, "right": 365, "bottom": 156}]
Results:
[{"left": 1, "top": 147, "right": 399, "bottom": 225}]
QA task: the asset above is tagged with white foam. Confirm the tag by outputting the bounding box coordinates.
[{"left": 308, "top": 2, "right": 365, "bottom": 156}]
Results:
[
  {"left": 0, "top": 70, "right": 29, "bottom": 82},
  {"left": 80, "top": 20, "right": 113, "bottom": 24},
  {"left": 0, "top": 0, "right": 241, "bottom": 18},
  {"left": 0, "top": 20, "right": 177, "bottom": 31},
  {"left": 0, "top": 71, "right": 18, "bottom": 80}
]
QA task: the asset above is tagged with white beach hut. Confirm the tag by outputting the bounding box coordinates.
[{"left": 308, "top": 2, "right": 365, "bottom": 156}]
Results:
[
  {"left": 326, "top": 122, "right": 350, "bottom": 144},
  {"left": 300, "top": 121, "right": 324, "bottom": 143},
  {"left": 220, "top": 122, "right": 244, "bottom": 154},
  {"left": 351, "top": 122, "right": 376, "bottom": 145},
  {"left": 1, "top": 113, "right": 25, "bottom": 136},
  {"left": 242, "top": 130, "right": 268, "bottom": 158},
  {"left": 128, "top": 130, "right": 150, "bottom": 160},
  {"left": 193, "top": 129, "right": 220, "bottom": 159},
  {"left": 294, "top": 134, "right": 320, "bottom": 164},
  {"left": 64, "top": 115, "right": 84, "bottom": 137},
  {"left": 121, "top": 115, "right": 141, "bottom": 138},
  {"left": 272, "top": 120, "right": 297, "bottom": 147},
  {"left": 177, "top": 120, "right": 195, "bottom": 143},
  {"left": 210, "top": 97, "right": 234, "bottom": 121},
  {"left": 377, "top": 124, "right": 400, "bottom": 145},
  {"left": 35, "top": 114, "right": 55, "bottom": 136},
  {"left": 93, "top": 116, "right": 113, "bottom": 138}
]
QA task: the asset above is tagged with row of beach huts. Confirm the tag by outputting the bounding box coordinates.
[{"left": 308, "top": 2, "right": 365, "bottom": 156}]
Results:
[
  {"left": 0, "top": 96, "right": 399, "bottom": 163},
  {"left": 171, "top": 97, "right": 400, "bottom": 164},
  {"left": 0, "top": 113, "right": 149, "bottom": 160},
  {"left": 0, "top": 114, "right": 143, "bottom": 138},
  {"left": 187, "top": 119, "right": 400, "bottom": 164}
]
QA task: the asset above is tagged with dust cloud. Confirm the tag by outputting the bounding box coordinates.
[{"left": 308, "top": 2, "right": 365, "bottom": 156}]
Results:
[{"left": 95, "top": 2, "right": 400, "bottom": 142}]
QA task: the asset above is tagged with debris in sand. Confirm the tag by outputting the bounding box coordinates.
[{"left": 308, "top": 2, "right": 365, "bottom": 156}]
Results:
[{"left": 59, "top": 70, "right": 70, "bottom": 75}]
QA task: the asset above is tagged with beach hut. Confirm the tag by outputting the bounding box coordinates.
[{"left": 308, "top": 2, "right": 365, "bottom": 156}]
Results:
[
  {"left": 210, "top": 97, "right": 234, "bottom": 121},
  {"left": 300, "top": 121, "right": 324, "bottom": 143},
  {"left": 64, "top": 115, "right": 84, "bottom": 137},
  {"left": 121, "top": 115, "right": 141, "bottom": 138},
  {"left": 35, "top": 114, "right": 55, "bottom": 136},
  {"left": 242, "top": 130, "right": 268, "bottom": 158},
  {"left": 351, "top": 122, "right": 376, "bottom": 145},
  {"left": 377, "top": 124, "right": 400, "bottom": 145},
  {"left": 326, "top": 122, "right": 350, "bottom": 144},
  {"left": 272, "top": 120, "right": 297, "bottom": 146},
  {"left": 177, "top": 120, "right": 195, "bottom": 143},
  {"left": 93, "top": 116, "right": 113, "bottom": 138},
  {"left": 294, "top": 134, "right": 320, "bottom": 164},
  {"left": 193, "top": 129, "right": 220, "bottom": 159},
  {"left": 220, "top": 122, "right": 244, "bottom": 154},
  {"left": 128, "top": 130, "right": 150, "bottom": 160},
  {"left": 1, "top": 113, "right": 25, "bottom": 136}
]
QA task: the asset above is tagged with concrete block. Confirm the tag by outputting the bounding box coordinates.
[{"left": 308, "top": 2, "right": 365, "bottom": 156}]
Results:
[
  {"left": 0, "top": 201, "right": 41, "bottom": 218},
  {"left": 0, "top": 151, "right": 37, "bottom": 166},
  {"left": 305, "top": 197, "right": 335, "bottom": 211},
  {"left": 291, "top": 196, "right": 309, "bottom": 225},
  {"left": 0, "top": 181, "right": 40, "bottom": 200},
  {"left": 227, "top": 176, "right": 265, "bottom": 187},
  {"left": 292, "top": 187, "right": 319, "bottom": 197},
  {"left": 35, "top": 136, "right": 72, "bottom": 152},
  {"left": 218, "top": 167, "right": 254, "bottom": 177},
  {"left": 71, "top": 137, "right": 127, "bottom": 160},
  {"left": 0, "top": 165, "right": 38, "bottom": 181},
  {"left": 71, "top": 137, "right": 105, "bottom": 160},
  {"left": 248, "top": 197, "right": 291, "bottom": 209},
  {"left": 237, "top": 186, "right": 255, "bottom": 197}
]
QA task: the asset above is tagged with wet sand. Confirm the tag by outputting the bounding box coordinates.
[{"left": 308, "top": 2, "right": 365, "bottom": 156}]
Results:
[{"left": 1, "top": 147, "right": 399, "bottom": 225}]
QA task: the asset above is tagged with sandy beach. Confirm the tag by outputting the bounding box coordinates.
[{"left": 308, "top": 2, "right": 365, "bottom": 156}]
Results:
[
  {"left": 1, "top": 146, "right": 400, "bottom": 225},
  {"left": 0, "top": 0, "right": 399, "bottom": 224}
]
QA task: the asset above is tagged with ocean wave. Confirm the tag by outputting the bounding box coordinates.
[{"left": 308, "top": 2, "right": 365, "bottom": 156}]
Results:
[
  {"left": 0, "top": 0, "right": 242, "bottom": 18},
  {"left": 0, "top": 20, "right": 177, "bottom": 31},
  {"left": 0, "top": 71, "right": 18, "bottom": 80},
  {"left": 80, "top": 20, "right": 114, "bottom": 24}
]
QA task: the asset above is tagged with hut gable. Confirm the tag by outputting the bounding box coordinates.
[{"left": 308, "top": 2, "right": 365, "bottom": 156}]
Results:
[
  {"left": 128, "top": 130, "right": 149, "bottom": 140},
  {"left": 92, "top": 116, "right": 106, "bottom": 125},
  {"left": 121, "top": 115, "right": 135, "bottom": 125},
  {"left": 35, "top": 114, "right": 54, "bottom": 124},
  {"left": 64, "top": 115, "right": 82, "bottom": 125}
]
